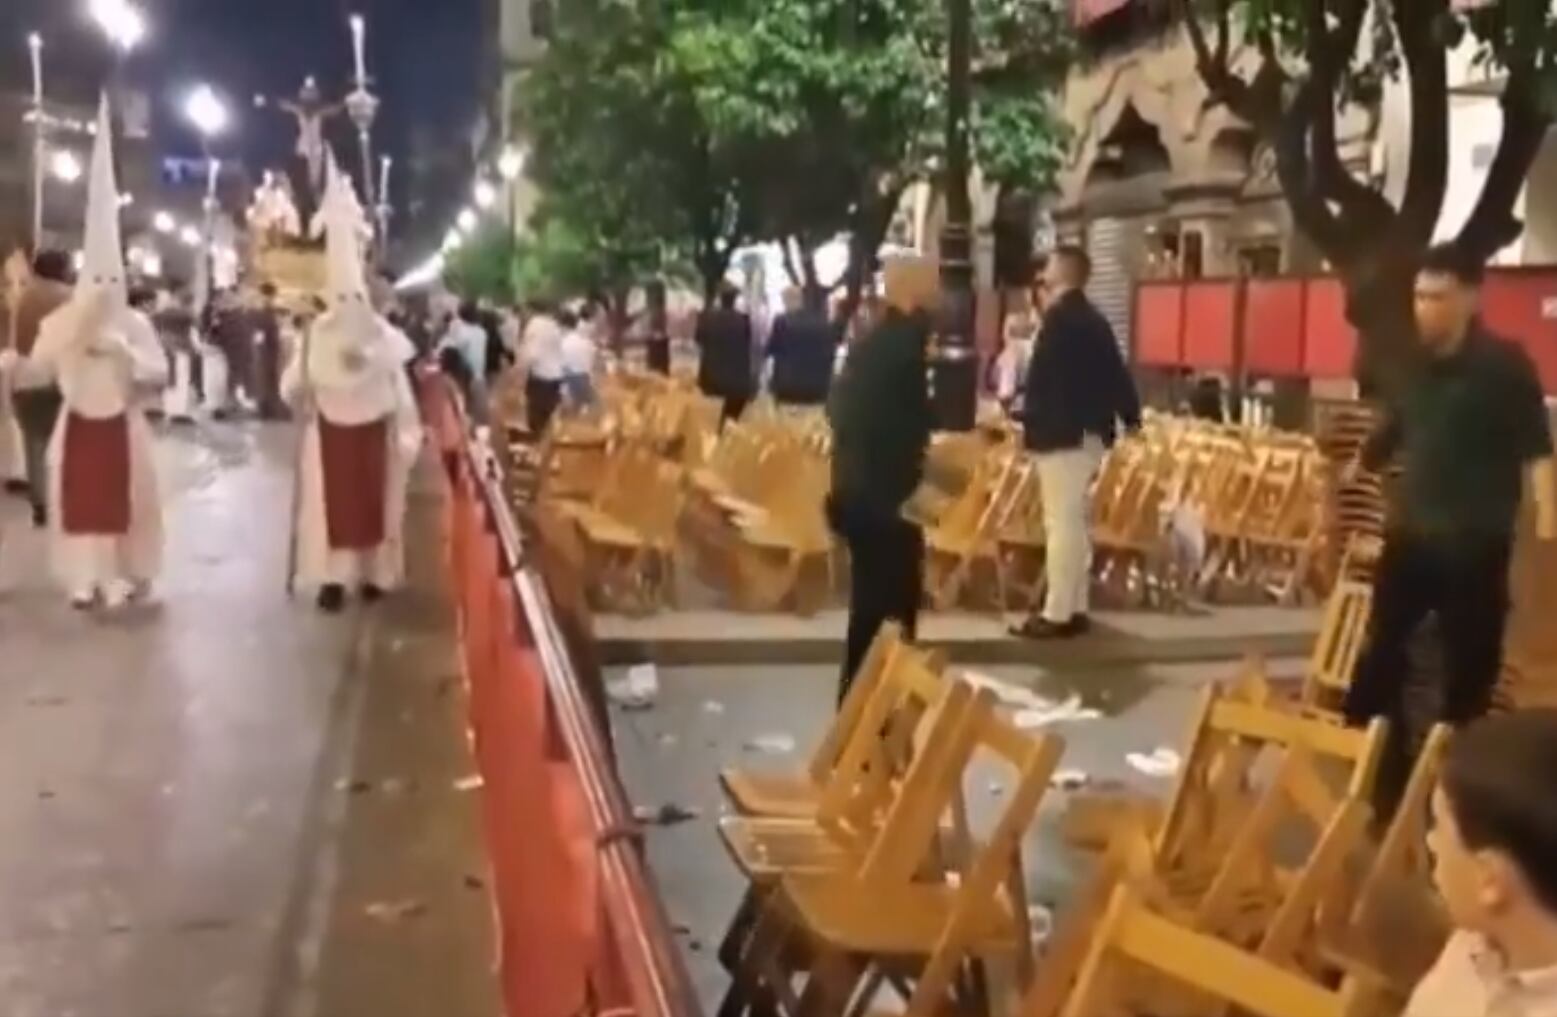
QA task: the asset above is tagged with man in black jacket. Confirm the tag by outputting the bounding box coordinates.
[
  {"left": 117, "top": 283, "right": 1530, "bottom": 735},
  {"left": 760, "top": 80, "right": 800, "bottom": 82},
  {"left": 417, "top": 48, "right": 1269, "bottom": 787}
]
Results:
[
  {"left": 767, "top": 287, "right": 840, "bottom": 408},
  {"left": 1014, "top": 246, "right": 1142, "bottom": 639},
  {"left": 695, "top": 285, "right": 754, "bottom": 423},
  {"left": 827, "top": 256, "right": 936, "bottom": 700}
]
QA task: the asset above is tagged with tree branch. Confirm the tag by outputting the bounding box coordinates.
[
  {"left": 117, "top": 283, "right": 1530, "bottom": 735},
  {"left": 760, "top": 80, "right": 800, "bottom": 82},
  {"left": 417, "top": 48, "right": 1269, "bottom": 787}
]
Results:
[
  {"left": 1276, "top": 77, "right": 1345, "bottom": 259},
  {"left": 1392, "top": 0, "right": 1450, "bottom": 250},
  {"left": 1178, "top": 0, "right": 1284, "bottom": 133},
  {"left": 1457, "top": 62, "right": 1552, "bottom": 261},
  {"left": 1302, "top": 0, "right": 1396, "bottom": 231}
]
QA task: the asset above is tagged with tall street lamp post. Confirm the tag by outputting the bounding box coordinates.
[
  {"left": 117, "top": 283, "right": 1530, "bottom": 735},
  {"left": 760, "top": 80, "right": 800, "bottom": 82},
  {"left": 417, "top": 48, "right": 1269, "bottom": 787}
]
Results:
[
  {"left": 185, "top": 84, "right": 228, "bottom": 324},
  {"left": 498, "top": 145, "right": 525, "bottom": 237},
  {"left": 934, "top": 0, "right": 978, "bottom": 432},
  {"left": 27, "top": 32, "right": 45, "bottom": 250},
  {"left": 377, "top": 155, "right": 393, "bottom": 251}
]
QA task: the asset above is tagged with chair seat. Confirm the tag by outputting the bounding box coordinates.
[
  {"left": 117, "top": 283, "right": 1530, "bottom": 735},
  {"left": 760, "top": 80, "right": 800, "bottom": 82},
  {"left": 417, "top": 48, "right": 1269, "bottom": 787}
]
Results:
[
  {"left": 576, "top": 510, "right": 647, "bottom": 548},
  {"left": 717, "top": 817, "right": 857, "bottom": 880},
  {"left": 719, "top": 768, "right": 821, "bottom": 819},
  {"left": 779, "top": 874, "right": 1022, "bottom": 956}
]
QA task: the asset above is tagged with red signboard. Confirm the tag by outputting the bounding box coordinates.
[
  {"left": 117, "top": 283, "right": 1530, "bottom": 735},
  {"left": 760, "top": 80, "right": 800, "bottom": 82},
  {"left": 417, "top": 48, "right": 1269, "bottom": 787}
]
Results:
[
  {"left": 1302, "top": 277, "right": 1358, "bottom": 380},
  {"left": 1135, "top": 283, "right": 1184, "bottom": 366},
  {"left": 1481, "top": 271, "right": 1557, "bottom": 393},
  {"left": 1243, "top": 279, "right": 1307, "bottom": 377},
  {"left": 1182, "top": 281, "right": 1237, "bottom": 369},
  {"left": 1073, "top": 0, "right": 1131, "bottom": 25}
]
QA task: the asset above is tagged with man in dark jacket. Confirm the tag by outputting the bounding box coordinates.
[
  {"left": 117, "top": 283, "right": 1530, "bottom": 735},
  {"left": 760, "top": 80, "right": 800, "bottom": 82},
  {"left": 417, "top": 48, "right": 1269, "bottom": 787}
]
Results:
[
  {"left": 695, "top": 285, "right": 754, "bottom": 423},
  {"left": 827, "top": 256, "right": 937, "bottom": 700},
  {"left": 1014, "top": 246, "right": 1142, "bottom": 639},
  {"left": 766, "top": 287, "right": 840, "bottom": 407},
  {"left": 7, "top": 249, "right": 72, "bottom": 526}
]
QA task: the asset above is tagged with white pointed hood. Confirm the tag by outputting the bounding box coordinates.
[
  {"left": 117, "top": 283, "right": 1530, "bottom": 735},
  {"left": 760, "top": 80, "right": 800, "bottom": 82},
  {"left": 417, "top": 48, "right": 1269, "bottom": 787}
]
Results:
[
  {"left": 79, "top": 94, "right": 126, "bottom": 305},
  {"left": 318, "top": 155, "right": 371, "bottom": 305}
]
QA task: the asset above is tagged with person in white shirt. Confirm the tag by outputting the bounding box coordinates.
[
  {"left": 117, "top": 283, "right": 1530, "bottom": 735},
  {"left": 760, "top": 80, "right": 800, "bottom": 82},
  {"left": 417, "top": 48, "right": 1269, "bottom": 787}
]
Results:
[
  {"left": 15, "top": 97, "right": 169, "bottom": 609},
  {"left": 1406, "top": 710, "right": 1557, "bottom": 1017},
  {"left": 435, "top": 302, "right": 489, "bottom": 423},
  {"left": 559, "top": 306, "right": 598, "bottom": 409},
  {"left": 518, "top": 300, "right": 566, "bottom": 434}
]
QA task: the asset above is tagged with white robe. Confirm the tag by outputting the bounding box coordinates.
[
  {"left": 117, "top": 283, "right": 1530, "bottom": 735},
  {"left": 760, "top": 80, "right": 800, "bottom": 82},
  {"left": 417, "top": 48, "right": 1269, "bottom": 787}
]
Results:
[
  {"left": 30, "top": 303, "right": 167, "bottom": 592},
  {"left": 282, "top": 312, "right": 421, "bottom": 591}
]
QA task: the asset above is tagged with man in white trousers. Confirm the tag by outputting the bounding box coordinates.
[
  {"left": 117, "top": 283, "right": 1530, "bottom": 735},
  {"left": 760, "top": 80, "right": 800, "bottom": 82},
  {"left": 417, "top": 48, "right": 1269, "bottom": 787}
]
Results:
[
  {"left": 1012, "top": 247, "right": 1141, "bottom": 640},
  {"left": 283, "top": 158, "right": 420, "bottom": 613}
]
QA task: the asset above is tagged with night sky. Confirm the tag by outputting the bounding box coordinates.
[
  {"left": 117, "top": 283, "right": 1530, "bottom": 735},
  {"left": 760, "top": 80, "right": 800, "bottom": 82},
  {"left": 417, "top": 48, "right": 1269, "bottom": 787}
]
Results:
[{"left": 0, "top": 0, "right": 488, "bottom": 246}]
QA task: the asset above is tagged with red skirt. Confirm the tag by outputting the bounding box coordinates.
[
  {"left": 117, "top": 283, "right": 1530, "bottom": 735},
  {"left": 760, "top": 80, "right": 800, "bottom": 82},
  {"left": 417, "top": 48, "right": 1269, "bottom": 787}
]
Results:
[
  {"left": 318, "top": 416, "right": 389, "bottom": 551},
  {"left": 61, "top": 413, "right": 131, "bottom": 536}
]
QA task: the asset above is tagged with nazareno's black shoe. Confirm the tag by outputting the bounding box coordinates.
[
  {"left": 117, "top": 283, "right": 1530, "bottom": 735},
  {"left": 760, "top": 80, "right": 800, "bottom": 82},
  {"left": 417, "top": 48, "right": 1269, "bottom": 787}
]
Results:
[
  {"left": 360, "top": 584, "right": 384, "bottom": 604},
  {"left": 317, "top": 584, "right": 346, "bottom": 613}
]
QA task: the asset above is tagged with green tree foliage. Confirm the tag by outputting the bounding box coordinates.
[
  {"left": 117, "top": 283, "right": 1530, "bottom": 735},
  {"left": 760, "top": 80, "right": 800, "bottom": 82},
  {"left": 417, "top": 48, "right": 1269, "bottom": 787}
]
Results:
[
  {"left": 443, "top": 223, "right": 521, "bottom": 304},
  {"left": 1180, "top": 0, "right": 1557, "bottom": 384},
  {"left": 517, "top": 0, "right": 1070, "bottom": 306}
]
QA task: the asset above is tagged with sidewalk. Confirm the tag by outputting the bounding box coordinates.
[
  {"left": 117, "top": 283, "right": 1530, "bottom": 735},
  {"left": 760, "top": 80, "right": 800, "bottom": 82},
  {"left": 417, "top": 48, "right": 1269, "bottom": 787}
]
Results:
[{"left": 0, "top": 422, "right": 498, "bottom": 1017}]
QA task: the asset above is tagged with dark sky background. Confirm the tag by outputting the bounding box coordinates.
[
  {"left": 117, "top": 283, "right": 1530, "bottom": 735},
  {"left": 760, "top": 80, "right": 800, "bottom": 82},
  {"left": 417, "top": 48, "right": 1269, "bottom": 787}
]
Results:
[{"left": 0, "top": 0, "right": 489, "bottom": 250}]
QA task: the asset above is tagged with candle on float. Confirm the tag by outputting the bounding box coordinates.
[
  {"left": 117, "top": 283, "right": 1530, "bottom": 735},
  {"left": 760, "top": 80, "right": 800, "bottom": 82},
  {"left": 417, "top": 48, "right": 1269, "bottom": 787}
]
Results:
[
  {"left": 379, "top": 156, "right": 392, "bottom": 204},
  {"left": 28, "top": 33, "right": 43, "bottom": 107},
  {"left": 350, "top": 15, "right": 367, "bottom": 86}
]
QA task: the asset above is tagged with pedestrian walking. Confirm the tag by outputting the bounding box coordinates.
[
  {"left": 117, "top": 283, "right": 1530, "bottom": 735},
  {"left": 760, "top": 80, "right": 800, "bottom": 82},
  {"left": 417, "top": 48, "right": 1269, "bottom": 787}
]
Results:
[
  {"left": 766, "top": 286, "right": 840, "bottom": 409},
  {"left": 695, "top": 284, "right": 754, "bottom": 424},
  {"left": 826, "top": 255, "right": 936, "bottom": 701},
  {"left": 7, "top": 249, "right": 72, "bottom": 527},
  {"left": 1345, "top": 243, "right": 1556, "bottom": 812},
  {"left": 1012, "top": 246, "right": 1142, "bottom": 640},
  {"left": 518, "top": 300, "right": 566, "bottom": 435}
]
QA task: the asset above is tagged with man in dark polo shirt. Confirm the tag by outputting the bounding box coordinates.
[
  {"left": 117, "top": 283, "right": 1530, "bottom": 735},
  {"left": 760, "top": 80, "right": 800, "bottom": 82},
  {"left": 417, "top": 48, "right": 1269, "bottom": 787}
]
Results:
[{"left": 1346, "top": 244, "right": 1556, "bottom": 768}]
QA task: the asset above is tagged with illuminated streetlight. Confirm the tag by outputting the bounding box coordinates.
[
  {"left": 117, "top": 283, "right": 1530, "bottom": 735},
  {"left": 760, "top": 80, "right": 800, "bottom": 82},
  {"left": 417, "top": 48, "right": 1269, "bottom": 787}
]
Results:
[
  {"left": 498, "top": 146, "right": 526, "bottom": 181},
  {"left": 49, "top": 150, "right": 82, "bottom": 183},
  {"left": 457, "top": 208, "right": 477, "bottom": 233},
  {"left": 179, "top": 225, "right": 201, "bottom": 247},
  {"left": 442, "top": 228, "right": 462, "bottom": 252},
  {"left": 473, "top": 180, "right": 497, "bottom": 210},
  {"left": 153, "top": 210, "right": 175, "bottom": 233},
  {"left": 89, "top": 0, "right": 147, "bottom": 52},
  {"left": 118, "top": 191, "right": 134, "bottom": 207},
  {"left": 184, "top": 84, "right": 230, "bottom": 139}
]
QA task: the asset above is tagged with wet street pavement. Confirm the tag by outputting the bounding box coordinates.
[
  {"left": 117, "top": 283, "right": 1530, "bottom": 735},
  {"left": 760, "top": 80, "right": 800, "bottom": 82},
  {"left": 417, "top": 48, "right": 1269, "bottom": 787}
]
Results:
[
  {"left": 0, "top": 421, "right": 498, "bottom": 1017},
  {"left": 607, "top": 655, "right": 1304, "bottom": 1009}
]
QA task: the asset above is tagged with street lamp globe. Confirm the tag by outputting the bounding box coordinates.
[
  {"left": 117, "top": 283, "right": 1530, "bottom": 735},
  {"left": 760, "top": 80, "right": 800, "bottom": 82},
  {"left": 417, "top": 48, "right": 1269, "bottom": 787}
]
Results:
[
  {"left": 49, "top": 150, "right": 83, "bottom": 183},
  {"left": 184, "top": 84, "right": 230, "bottom": 139},
  {"left": 89, "top": 0, "right": 148, "bottom": 52},
  {"left": 457, "top": 208, "right": 477, "bottom": 233},
  {"left": 442, "top": 229, "right": 462, "bottom": 253},
  {"left": 153, "top": 211, "right": 176, "bottom": 234},
  {"left": 473, "top": 180, "right": 497, "bottom": 210},
  {"left": 498, "top": 147, "right": 525, "bottom": 181},
  {"left": 179, "top": 225, "right": 201, "bottom": 248}
]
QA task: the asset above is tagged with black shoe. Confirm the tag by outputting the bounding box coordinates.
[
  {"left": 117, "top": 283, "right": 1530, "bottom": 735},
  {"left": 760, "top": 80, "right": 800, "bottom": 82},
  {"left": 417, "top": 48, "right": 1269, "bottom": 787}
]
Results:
[
  {"left": 1010, "top": 614, "right": 1091, "bottom": 640},
  {"left": 31, "top": 504, "right": 46, "bottom": 529},
  {"left": 317, "top": 585, "right": 346, "bottom": 614},
  {"left": 4, "top": 479, "right": 29, "bottom": 496},
  {"left": 361, "top": 584, "right": 384, "bottom": 604}
]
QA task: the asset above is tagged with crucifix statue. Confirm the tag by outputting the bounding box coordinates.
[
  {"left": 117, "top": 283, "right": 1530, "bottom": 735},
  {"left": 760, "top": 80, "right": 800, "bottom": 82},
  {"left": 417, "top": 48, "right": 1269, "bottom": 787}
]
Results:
[{"left": 257, "top": 76, "right": 343, "bottom": 230}]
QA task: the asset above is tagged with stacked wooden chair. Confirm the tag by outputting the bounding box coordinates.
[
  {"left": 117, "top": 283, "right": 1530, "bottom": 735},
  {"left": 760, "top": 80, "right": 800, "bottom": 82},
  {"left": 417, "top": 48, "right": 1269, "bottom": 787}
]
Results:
[
  {"left": 715, "top": 625, "right": 1066, "bottom": 1016},
  {"left": 922, "top": 453, "right": 1037, "bottom": 610}
]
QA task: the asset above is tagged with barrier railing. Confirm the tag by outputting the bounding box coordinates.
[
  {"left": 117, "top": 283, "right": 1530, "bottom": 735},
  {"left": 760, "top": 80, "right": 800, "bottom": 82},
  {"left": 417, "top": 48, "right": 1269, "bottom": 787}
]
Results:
[{"left": 426, "top": 373, "right": 703, "bottom": 1017}]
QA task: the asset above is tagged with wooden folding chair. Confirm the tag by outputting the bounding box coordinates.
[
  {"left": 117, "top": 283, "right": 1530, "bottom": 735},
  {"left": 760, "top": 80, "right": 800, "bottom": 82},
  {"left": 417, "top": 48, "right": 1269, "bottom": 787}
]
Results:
[
  {"left": 922, "top": 453, "right": 1030, "bottom": 610},
  {"left": 1317, "top": 724, "right": 1452, "bottom": 1009},
  {"left": 1049, "top": 885, "right": 1384, "bottom": 1017},
  {"left": 726, "top": 690, "right": 1066, "bottom": 1017},
  {"left": 719, "top": 622, "right": 909, "bottom": 821},
  {"left": 1300, "top": 577, "right": 1373, "bottom": 712},
  {"left": 1031, "top": 688, "right": 1388, "bottom": 1017}
]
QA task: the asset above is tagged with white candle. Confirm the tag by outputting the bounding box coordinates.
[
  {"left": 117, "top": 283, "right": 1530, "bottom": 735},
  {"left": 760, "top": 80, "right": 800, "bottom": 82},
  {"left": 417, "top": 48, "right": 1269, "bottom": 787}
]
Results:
[
  {"left": 207, "top": 157, "right": 221, "bottom": 198},
  {"left": 378, "top": 155, "right": 392, "bottom": 204},
  {"left": 350, "top": 15, "right": 367, "bottom": 86},
  {"left": 28, "top": 33, "right": 43, "bottom": 107}
]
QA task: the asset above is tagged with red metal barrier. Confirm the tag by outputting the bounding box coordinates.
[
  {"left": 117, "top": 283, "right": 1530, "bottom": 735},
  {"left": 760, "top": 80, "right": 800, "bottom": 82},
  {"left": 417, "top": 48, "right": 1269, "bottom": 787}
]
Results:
[
  {"left": 1302, "top": 277, "right": 1357, "bottom": 380},
  {"left": 1243, "top": 278, "right": 1306, "bottom": 377},
  {"left": 429, "top": 377, "right": 703, "bottom": 1017},
  {"left": 1483, "top": 270, "right": 1557, "bottom": 392},
  {"left": 1135, "top": 283, "right": 1184, "bottom": 367}
]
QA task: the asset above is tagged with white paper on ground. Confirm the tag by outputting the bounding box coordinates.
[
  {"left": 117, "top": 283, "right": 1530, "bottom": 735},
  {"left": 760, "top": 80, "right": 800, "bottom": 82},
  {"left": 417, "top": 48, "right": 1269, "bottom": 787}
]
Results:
[
  {"left": 607, "top": 663, "right": 659, "bottom": 710},
  {"left": 744, "top": 733, "right": 798, "bottom": 755},
  {"left": 1012, "top": 694, "right": 1103, "bottom": 730},
  {"left": 1126, "top": 746, "right": 1183, "bottom": 778}
]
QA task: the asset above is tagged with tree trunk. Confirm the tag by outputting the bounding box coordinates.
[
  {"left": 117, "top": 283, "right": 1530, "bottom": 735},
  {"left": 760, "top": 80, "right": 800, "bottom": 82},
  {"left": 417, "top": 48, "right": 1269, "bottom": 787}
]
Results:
[{"left": 1340, "top": 253, "right": 1419, "bottom": 398}]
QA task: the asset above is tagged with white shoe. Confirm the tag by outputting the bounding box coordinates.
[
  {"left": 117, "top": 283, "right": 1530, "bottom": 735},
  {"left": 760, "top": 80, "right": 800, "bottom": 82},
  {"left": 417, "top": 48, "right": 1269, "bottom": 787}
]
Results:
[
  {"left": 70, "top": 588, "right": 99, "bottom": 611},
  {"left": 102, "top": 582, "right": 131, "bottom": 610}
]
